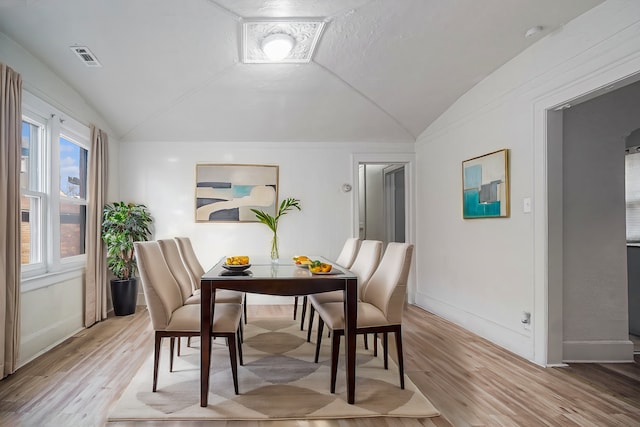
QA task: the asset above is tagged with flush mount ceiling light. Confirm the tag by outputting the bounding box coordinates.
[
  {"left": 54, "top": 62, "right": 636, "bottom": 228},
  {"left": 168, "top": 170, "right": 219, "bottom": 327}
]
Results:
[
  {"left": 242, "top": 19, "right": 326, "bottom": 64},
  {"left": 261, "top": 33, "right": 295, "bottom": 61}
]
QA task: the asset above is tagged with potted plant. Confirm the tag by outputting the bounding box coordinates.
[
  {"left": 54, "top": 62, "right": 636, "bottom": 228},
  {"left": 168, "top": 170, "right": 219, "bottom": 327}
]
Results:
[
  {"left": 251, "top": 197, "right": 301, "bottom": 262},
  {"left": 102, "top": 201, "right": 153, "bottom": 315}
]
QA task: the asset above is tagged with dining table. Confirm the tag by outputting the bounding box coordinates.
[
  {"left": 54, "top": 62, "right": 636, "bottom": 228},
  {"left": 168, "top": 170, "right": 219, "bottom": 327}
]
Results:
[{"left": 199, "top": 256, "right": 359, "bottom": 406}]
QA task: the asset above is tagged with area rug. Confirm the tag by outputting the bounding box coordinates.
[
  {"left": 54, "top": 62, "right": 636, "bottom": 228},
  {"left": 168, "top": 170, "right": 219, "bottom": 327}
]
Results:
[{"left": 108, "top": 318, "right": 439, "bottom": 421}]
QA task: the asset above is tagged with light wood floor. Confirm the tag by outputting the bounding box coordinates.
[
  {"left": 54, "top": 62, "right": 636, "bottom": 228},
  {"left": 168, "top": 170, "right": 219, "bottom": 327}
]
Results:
[{"left": 0, "top": 304, "right": 638, "bottom": 427}]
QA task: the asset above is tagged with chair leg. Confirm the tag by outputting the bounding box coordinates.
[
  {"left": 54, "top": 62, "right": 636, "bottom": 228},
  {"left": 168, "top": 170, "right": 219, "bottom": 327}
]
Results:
[
  {"left": 243, "top": 293, "right": 248, "bottom": 324},
  {"left": 293, "top": 296, "right": 299, "bottom": 319},
  {"left": 306, "top": 305, "right": 315, "bottom": 342},
  {"left": 314, "top": 317, "right": 325, "bottom": 363},
  {"left": 169, "top": 337, "right": 175, "bottom": 372},
  {"left": 364, "top": 333, "right": 368, "bottom": 350},
  {"left": 383, "top": 332, "right": 389, "bottom": 370},
  {"left": 226, "top": 334, "right": 239, "bottom": 395},
  {"left": 395, "top": 327, "right": 405, "bottom": 389},
  {"left": 373, "top": 333, "right": 378, "bottom": 357},
  {"left": 237, "top": 327, "right": 244, "bottom": 366},
  {"left": 187, "top": 336, "right": 191, "bottom": 347},
  {"left": 239, "top": 318, "right": 244, "bottom": 343},
  {"left": 153, "top": 334, "right": 161, "bottom": 392},
  {"left": 177, "top": 337, "right": 181, "bottom": 356},
  {"left": 330, "top": 330, "right": 341, "bottom": 393},
  {"left": 300, "top": 296, "right": 307, "bottom": 330}
]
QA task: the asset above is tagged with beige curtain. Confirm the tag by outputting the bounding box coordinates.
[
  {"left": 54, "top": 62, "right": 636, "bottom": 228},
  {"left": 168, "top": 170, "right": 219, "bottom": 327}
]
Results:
[
  {"left": 84, "top": 125, "right": 109, "bottom": 327},
  {"left": 0, "top": 63, "right": 22, "bottom": 378}
]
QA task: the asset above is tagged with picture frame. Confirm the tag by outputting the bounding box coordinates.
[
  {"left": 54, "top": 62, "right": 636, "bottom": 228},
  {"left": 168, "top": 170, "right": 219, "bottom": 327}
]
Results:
[
  {"left": 195, "top": 163, "right": 279, "bottom": 222},
  {"left": 462, "top": 149, "right": 509, "bottom": 219}
]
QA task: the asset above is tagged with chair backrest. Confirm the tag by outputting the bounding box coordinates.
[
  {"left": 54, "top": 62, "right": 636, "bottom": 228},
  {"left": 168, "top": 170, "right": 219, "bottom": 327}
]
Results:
[
  {"left": 134, "top": 241, "right": 184, "bottom": 330},
  {"left": 175, "top": 237, "right": 204, "bottom": 291},
  {"left": 158, "top": 238, "right": 193, "bottom": 303},
  {"left": 335, "top": 237, "right": 361, "bottom": 269},
  {"left": 361, "top": 242, "right": 414, "bottom": 324},
  {"left": 348, "top": 240, "right": 383, "bottom": 298}
]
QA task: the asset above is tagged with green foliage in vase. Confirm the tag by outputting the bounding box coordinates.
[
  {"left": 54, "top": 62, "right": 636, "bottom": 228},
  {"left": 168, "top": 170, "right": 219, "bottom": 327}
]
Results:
[
  {"left": 250, "top": 197, "right": 301, "bottom": 234},
  {"left": 102, "top": 202, "right": 153, "bottom": 280}
]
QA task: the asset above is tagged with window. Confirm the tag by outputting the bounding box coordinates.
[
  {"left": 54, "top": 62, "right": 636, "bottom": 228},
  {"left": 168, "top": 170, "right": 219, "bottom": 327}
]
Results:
[
  {"left": 20, "top": 118, "right": 45, "bottom": 267},
  {"left": 626, "top": 150, "right": 640, "bottom": 242},
  {"left": 20, "top": 92, "right": 90, "bottom": 279},
  {"left": 59, "top": 135, "right": 88, "bottom": 258}
]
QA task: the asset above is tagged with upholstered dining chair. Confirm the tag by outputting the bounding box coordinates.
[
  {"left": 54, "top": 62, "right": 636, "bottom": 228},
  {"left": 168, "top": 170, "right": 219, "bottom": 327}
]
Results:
[
  {"left": 158, "top": 239, "right": 200, "bottom": 305},
  {"left": 175, "top": 236, "right": 246, "bottom": 321},
  {"left": 135, "top": 241, "right": 243, "bottom": 394},
  {"left": 159, "top": 238, "right": 239, "bottom": 356},
  {"left": 294, "top": 237, "right": 361, "bottom": 330},
  {"left": 306, "top": 239, "right": 382, "bottom": 342},
  {"left": 313, "top": 242, "right": 414, "bottom": 393}
]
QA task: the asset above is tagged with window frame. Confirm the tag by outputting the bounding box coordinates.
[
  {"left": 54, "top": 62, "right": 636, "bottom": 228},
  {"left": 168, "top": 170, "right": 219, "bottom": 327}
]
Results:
[
  {"left": 20, "top": 91, "right": 90, "bottom": 284},
  {"left": 57, "top": 126, "right": 90, "bottom": 265}
]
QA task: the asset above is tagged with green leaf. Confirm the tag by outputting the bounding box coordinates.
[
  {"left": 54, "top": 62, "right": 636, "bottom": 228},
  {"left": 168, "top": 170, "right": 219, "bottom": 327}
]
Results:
[
  {"left": 102, "top": 202, "right": 153, "bottom": 279},
  {"left": 252, "top": 197, "right": 301, "bottom": 234}
]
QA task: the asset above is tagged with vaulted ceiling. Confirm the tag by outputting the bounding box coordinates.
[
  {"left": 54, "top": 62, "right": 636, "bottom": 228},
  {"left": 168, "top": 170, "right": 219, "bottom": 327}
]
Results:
[{"left": 0, "top": 0, "right": 604, "bottom": 143}]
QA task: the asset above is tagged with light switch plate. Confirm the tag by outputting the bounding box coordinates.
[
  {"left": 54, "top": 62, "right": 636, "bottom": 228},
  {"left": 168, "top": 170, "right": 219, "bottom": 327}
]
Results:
[{"left": 523, "top": 198, "right": 532, "bottom": 213}]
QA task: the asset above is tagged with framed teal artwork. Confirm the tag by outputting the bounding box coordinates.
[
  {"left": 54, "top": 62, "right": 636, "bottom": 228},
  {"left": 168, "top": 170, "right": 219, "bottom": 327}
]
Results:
[
  {"left": 462, "top": 149, "right": 509, "bottom": 219},
  {"left": 195, "top": 163, "right": 279, "bottom": 222}
]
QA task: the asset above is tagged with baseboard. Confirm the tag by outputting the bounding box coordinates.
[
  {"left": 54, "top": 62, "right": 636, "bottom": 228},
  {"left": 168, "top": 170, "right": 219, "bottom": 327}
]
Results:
[
  {"left": 563, "top": 339, "right": 634, "bottom": 363},
  {"left": 19, "top": 319, "right": 83, "bottom": 368},
  {"left": 137, "top": 290, "right": 146, "bottom": 306},
  {"left": 414, "top": 292, "right": 534, "bottom": 362}
]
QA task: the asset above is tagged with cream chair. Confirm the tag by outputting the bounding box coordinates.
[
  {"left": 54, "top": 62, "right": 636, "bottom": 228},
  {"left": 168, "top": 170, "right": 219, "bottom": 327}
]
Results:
[
  {"left": 294, "top": 237, "right": 361, "bottom": 329},
  {"left": 174, "top": 237, "right": 245, "bottom": 319},
  {"left": 306, "top": 239, "right": 382, "bottom": 342},
  {"left": 335, "top": 237, "right": 362, "bottom": 269},
  {"left": 135, "top": 241, "right": 243, "bottom": 394},
  {"left": 159, "top": 238, "right": 234, "bottom": 356},
  {"left": 158, "top": 239, "right": 200, "bottom": 305},
  {"left": 313, "top": 242, "right": 414, "bottom": 392}
]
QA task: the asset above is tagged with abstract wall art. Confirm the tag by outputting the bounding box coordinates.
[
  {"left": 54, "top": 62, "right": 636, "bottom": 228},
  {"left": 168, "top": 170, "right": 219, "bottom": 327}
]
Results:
[
  {"left": 462, "top": 149, "right": 509, "bottom": 219},
  {"left": 195, "top": 164, "right": 279, "bottom": 222}
]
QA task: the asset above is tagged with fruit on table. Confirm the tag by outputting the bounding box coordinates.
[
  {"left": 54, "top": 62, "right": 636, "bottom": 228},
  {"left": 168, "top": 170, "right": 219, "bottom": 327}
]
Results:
[
  {"left": 293, "top": 255, "right": 311, "bottom": 265},
  {"left": 309, "top": 260, "right": 332, "bottom": 273},
  {"left": 226, "top": 255, "right": 249, "bottom": 265}
]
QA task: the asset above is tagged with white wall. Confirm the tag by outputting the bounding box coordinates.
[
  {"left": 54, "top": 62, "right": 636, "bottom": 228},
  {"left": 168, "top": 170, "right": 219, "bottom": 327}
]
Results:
[
  {"left": 119, "top": 140, "right": 414, "bottom": 304},
  {"left": 20, "top": 277, "right": 83, "bottom": 365},
  {"left": 415, "top": 0, "right": 640, "bottom": 365},
  {"left": 0, "top": 32, "right": 120, "bottom": 365}
]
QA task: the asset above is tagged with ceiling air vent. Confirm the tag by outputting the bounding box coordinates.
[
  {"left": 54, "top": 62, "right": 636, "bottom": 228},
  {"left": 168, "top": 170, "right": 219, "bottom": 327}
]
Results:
[{"left": 69, "top": 46, "right": 102, "bottom": 67}]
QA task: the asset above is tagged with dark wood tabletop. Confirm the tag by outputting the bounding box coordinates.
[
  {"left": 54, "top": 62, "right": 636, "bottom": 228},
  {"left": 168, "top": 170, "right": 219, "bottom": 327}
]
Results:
[{"left": 199, "top": 257, "right": 358, "bottom": 406}]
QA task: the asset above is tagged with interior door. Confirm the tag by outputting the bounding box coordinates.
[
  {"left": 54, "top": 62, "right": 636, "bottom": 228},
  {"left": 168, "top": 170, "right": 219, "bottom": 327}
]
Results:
[{"left": 384, "top": 165, "right": 406, "bottom": 243}]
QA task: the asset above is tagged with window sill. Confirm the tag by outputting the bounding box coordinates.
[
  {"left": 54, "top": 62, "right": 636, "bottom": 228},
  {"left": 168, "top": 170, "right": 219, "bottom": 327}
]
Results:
[{"left": 21, "top": 266, "right": 85, "bottom": 293}]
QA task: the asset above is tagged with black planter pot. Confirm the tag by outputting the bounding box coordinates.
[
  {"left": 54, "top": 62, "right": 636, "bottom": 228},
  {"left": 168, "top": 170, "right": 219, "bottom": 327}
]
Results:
[{"left": 110, "top": 278, "right": 138, "bottom": 316}]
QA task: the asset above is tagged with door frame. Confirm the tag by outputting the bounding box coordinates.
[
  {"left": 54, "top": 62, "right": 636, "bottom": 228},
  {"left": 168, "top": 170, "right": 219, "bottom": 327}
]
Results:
[
  {"left": 352, "top": 153, "right": 415, "bottom": 302},
  {"left": 534, "top": 69, "right": 640, "bottom": 366}
]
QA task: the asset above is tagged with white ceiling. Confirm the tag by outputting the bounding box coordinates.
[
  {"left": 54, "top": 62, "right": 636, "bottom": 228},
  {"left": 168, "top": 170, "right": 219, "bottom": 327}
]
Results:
[{"left": 0, "top": 0, "right": 604, "bottom": 143}]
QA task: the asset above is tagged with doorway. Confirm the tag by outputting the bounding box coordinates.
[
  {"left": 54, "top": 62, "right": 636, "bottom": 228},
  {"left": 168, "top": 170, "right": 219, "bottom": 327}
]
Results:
[
  {"left": 358, "top": 163, "right": 406, "bottom": 244},
  {"left": 352, "top": 153, "right": 414, "bottom": 301},
  {"left": 546, "top": 76, "right": 640, "bottom": 364}
]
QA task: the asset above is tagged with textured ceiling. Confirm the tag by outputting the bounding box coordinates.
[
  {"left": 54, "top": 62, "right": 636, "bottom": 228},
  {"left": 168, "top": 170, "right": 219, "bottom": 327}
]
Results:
[{"left": 0, "top": 0, "right": 604, "bottom": 143}]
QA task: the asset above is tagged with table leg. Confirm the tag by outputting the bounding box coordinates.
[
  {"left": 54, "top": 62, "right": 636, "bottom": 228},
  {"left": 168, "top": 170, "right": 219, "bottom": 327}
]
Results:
[
  {"left": 200, "top": 282, "right": 212, "bottom": 407},
  {"left": 344, "top": 277, "right": 357, "bottom": 404}
]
